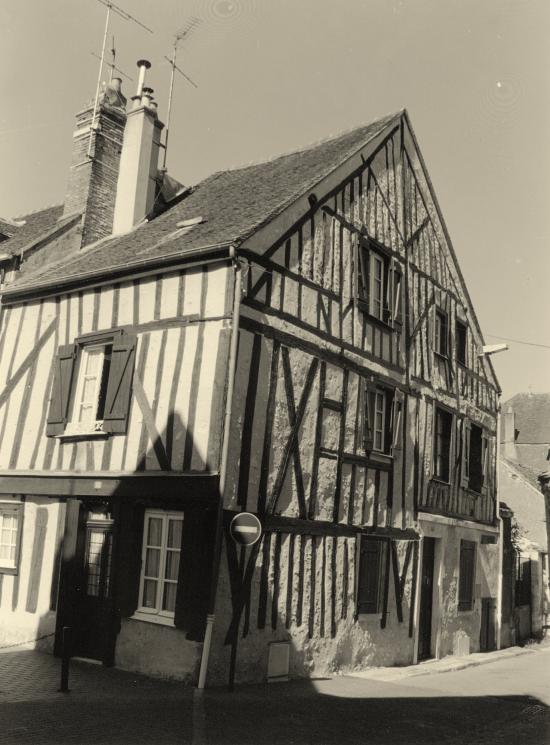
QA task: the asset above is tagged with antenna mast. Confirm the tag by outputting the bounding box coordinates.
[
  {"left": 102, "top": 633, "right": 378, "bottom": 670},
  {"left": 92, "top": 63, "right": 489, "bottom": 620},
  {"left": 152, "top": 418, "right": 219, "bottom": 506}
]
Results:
[
  {"left": 88, "top": 0, "right": 153, "bottom": 158},
  {"left": 162, "top": 17, "right": 200, "bottom": 171}
]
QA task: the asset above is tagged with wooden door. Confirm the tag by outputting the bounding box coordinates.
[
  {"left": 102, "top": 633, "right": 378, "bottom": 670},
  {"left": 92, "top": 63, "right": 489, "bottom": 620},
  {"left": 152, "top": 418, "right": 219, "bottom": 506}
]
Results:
[
  {"left": 73, "top": 509, "right": 115, "bottom": 662},
  {"left": 418, "top": 537, "right": 435, "bottom": 661},
  {"left": 480, "top": 597, "right": 496, "bottom": 652}
]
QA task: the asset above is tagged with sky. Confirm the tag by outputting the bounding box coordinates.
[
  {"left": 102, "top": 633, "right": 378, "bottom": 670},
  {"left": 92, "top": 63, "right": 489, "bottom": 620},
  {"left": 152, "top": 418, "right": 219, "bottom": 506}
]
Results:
[{"left": 0, "top": 0, "right": 548, "bottom": 401}]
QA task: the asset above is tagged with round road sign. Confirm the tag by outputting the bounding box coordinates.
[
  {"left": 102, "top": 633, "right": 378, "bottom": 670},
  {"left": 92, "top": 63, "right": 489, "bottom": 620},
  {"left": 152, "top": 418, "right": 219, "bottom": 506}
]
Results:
[{"left": 229, "top": 512, "right": 262, "bottom": 546}]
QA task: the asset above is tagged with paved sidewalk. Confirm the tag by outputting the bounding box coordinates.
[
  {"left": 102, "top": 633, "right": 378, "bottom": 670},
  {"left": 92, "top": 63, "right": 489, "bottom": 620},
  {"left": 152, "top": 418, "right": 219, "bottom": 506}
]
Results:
[{"left": 347, "top": 639, "right": 550, "bottom": 681}]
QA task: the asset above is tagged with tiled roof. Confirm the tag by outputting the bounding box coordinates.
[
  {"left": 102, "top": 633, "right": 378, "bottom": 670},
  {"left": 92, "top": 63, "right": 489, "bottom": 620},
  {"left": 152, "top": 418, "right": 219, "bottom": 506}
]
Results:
[
  {"left": 0, "top": 205, "right": 65, "bottom": 257},
  {"left": 500, "top": 458, "right": 547, "bottom": 551},
  {"left": 9, "top": 111, "right": 401, "bottom": 293},
  {"left": 503, "top": 392, "right": 550, "bottom": 444},
  {"left": 0, "top": 218, "right": 21, "bottom": 239}
]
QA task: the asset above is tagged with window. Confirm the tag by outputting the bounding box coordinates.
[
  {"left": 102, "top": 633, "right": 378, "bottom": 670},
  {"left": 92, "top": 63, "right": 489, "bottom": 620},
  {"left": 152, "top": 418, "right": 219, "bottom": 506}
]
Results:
[
  {"left": 434, "top": 308, "right": 448, "bottom": 357},
  {"left": 434, "top": 407, "right": 453, "bottom": 481},
  {"left": 363, "top": 385, "right": 403, "bottom": 455},
  {"left": 458, "top": 540, "right": 476, "bottom": 611},
  {"left": 67, "top": 343, "right": 112, "bottom": 434},
  {"left": 357, "top": 240, "right": 402, "bottom": 325},
  {"left": 0, "top": 504, "right": 23, "bottom": 574},
  {"left": 357, "top": 538, "right": 387, "bottom": 614},
  {"left": 456, "top": 320, "right": 467, "bottom": 366},
  {"left": 461, "top": 422, "right": 489, "bottom": 493},
  {"left": 46, "top": 330, "right": 136, "bottom": 437},
  {"left": 136, "top": 510, "right": 183, "bottom": 624}
]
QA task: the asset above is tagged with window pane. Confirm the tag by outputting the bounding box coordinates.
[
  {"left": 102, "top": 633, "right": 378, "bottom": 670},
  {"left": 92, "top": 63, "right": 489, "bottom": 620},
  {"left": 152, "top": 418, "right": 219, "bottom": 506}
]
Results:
[
  {"left": 142, "top": 579, "right": 158, "bottom": 609},
  {"left": 164, "top": 550, "right": 180, "bottom": 581},
  {"left": 145, "top": 548, "right": 161, "bottom": 577},
  {"left": 162, "top": 582, "right": 177, "bottom": 613},
  {"left": 167, "top": 519, "right": 182, "bottom": 549},
  {"left": 147, "top": 518, "right": 162, "bottom": 546}
]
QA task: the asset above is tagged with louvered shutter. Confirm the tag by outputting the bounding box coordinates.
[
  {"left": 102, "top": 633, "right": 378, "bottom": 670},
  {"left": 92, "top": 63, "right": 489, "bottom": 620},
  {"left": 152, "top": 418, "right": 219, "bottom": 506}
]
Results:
[
  {"left": 46, "top": 344, "right": 77, "bottom": 436},
  {"left": 102, "top": 333, "right": 136, "bottom": 434},
  {"left": 458, "top": 540, "right": 476, "bottom": 611},
  {"left": 391, "top": 388, "right": 404, "bottom": 452},
  {"left": 363, "top": 379, "right": 377, "bottom": 452},
  {"left": 357, "top": 539, "right": 382, "bottom": 614},
  {"left": 481, "top": 434, "right": 490, "bottom": 495},
  {"left": 461, "top": 420, "right": 471, "bottom": 488},
  {"left": 393, "top": 269, "right": 403, "bottom": 325}
]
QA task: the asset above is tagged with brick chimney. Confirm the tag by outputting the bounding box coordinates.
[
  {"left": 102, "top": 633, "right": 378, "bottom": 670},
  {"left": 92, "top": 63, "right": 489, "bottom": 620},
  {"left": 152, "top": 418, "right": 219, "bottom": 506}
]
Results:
[
  {"left": 112, "top": 60, "right": 164, "bottom": 234},
  {"left": 63, "top": 78, "right": 127, "bottom": 247}
]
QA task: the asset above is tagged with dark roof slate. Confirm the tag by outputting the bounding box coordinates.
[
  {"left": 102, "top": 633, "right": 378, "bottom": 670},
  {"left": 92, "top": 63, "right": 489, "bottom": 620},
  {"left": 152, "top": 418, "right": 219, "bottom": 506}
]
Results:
[
  {"left": 503, "top": 393, "right": 550, "bottom": 444},
  {"left": 10, "top": 111, "right": 400, "bottom": 292},
  {"left": 0, "top": 218, "right": 21, "bottom": 240},
  {"left": 0, "top": 205, "right": 65, "bottom": 257}
]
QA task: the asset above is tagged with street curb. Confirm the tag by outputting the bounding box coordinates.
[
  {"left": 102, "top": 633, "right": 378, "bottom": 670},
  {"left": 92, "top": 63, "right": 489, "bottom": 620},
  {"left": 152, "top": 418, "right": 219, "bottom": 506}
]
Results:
[{"left": 347, "top": 643, "right": 548, "bottom": 682}]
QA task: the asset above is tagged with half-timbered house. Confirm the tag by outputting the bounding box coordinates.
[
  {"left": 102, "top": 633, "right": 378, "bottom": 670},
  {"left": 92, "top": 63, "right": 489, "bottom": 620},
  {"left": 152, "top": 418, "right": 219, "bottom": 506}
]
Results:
[{"left": 0, "top": 70, "right": 500, "bottom": 684}]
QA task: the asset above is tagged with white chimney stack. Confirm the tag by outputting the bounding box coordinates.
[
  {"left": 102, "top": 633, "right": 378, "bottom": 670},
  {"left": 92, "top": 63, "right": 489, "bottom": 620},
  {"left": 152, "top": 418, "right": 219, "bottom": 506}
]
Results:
[{"left": 112, "top": 59, "right": 164, "bottom": 234}]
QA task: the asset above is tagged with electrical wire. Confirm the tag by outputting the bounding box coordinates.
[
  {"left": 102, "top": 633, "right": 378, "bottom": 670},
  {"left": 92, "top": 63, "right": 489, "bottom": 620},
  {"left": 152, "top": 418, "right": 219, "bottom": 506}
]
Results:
[{"left": 484, "top": 333, "right": 550, "bottom": 351}]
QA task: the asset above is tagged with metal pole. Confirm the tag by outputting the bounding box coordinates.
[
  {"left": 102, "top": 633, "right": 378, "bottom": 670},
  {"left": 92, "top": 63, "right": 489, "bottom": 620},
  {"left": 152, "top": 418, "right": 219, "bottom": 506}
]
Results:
[
  {"left": 59, "top": 626, "right": 72, "bottom": 693},
  {"left": 87, "top": 4, "right": 111, "bottom": 159},
  {"left": 162, "top": 44, "right": 177, "bottom": 171}
]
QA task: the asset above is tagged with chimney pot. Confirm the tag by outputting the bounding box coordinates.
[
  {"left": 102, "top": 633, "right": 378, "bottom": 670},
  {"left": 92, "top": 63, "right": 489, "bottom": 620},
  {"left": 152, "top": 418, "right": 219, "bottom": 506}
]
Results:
[
  {"left": 111, "top": 77, "right": 122, "bottom": 93},
  {"left": 136, "top": 59, "right": 151, "bottom": 97}
]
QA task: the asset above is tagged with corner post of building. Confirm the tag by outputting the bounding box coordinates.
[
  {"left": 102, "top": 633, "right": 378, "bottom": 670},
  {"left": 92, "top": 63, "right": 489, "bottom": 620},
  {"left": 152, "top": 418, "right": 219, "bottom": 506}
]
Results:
[{"left": 198, "top": 249, "right": 241, "bottom": 689}]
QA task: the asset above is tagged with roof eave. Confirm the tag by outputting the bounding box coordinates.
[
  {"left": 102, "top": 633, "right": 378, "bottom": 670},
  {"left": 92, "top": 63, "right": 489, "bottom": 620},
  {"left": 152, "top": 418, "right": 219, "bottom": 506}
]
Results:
[{"left": 1, "top": 241, "right": 236, "bottom": 304}]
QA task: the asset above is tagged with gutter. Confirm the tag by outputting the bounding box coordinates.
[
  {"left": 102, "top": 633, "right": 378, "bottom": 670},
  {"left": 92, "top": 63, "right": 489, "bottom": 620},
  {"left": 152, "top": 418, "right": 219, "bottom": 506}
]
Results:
[{"left": 198, "top": 251, "right": 242, "bottom": 689}]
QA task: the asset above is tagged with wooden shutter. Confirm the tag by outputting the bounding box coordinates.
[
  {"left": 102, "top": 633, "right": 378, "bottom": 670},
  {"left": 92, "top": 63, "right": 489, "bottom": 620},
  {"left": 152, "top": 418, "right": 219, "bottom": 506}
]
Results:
[
  {"left": 175, "top": 505, "right": 217, "bottom": 641},
  {"left": 358, "top": 240, "right": 369, "bottom": 302},
  {"left": 46, "top": 344, "right": 77, "bottom": 436},
  {"left": 116, "top": 502, "right": 145, "bottom": 618},
  {"left": 393, "top": 269, "right": 402, "bottom": 325},
  {"left": 460, "top": 420, "right": 471, "bottom": 488},
  {"left": 481, "top": 434, "right": 490, "bottom": 495},
  {"left": 362, "top": 379, "right": 376, "bottom": 452},
  {"left": 458, "top": 540, "right": 476, "bottom": 611},
  {"left": 102, "top": 332, "right": 136, "bottom": 434},
  {"left": 391, "top": 389, "right": 404, "bottom": 453},
  {"left": 357, "top": 539, "right": 382, "bottom": 614}
]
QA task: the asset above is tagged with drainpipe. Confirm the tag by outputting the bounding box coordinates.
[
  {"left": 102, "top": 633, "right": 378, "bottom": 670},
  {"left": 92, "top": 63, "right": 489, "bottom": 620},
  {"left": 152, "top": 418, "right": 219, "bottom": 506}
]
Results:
[
  {"left": 496, "top": 399, "right": 503, "bottom": 650},
  {"left": 198, "top": 251, "right": 241, "bottom": 689}
]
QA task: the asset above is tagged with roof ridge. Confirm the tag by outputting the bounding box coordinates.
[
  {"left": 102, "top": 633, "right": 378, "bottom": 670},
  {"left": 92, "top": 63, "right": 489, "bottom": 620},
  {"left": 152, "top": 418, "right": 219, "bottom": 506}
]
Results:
[{"left": 208, "top": 110, "right": 404, "bottom": 177}]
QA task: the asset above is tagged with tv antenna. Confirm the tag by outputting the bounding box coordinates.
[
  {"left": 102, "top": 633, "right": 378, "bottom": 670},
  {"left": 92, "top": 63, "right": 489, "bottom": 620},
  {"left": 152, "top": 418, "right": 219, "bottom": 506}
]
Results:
[
  {"left": 91, "top": 38, "right": 133, "bottom": 82},
  {"left": 88, "top": 0, "right": 153, "bottom": 158},
  {"left": 162, "top": 17, "right": 200, "bottom": 170}
]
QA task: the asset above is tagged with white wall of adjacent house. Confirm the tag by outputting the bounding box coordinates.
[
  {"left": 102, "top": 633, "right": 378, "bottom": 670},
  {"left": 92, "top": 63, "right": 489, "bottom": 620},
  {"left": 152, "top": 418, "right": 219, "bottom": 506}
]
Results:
[
  {"left": 418, "top": 516, "right": 500, "bottom": 659},
  {"left": 0, "top": 496, "right": 64, "bottom": 651}
]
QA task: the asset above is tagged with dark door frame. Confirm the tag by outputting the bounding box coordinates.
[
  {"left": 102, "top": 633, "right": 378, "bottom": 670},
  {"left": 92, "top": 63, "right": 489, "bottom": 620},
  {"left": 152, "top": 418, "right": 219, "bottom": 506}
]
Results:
[{"left": 417, "top": 536, "right": 436, "bottom": 662}]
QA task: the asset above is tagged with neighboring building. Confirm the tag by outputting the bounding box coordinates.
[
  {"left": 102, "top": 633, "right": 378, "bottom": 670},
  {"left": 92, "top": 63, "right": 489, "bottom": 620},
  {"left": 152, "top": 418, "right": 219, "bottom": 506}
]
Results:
[
  {"left": 501, "top": 392, "right": 550, "bottom": 474},
  {"left": 499, "top": 459, "right": 548, "bottom": 646},
  {"left": 0, "top": 66, "right": 500, "bottom": 685}
]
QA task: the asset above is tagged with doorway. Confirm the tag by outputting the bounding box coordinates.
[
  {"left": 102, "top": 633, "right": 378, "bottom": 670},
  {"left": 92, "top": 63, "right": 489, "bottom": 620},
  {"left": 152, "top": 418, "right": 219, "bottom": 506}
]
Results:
[
  {"left": 57, "top": 501, "right": 116, "bottom": 664},
  {"left": 418, "top": 537, "right": 435, "bottom": 661}
]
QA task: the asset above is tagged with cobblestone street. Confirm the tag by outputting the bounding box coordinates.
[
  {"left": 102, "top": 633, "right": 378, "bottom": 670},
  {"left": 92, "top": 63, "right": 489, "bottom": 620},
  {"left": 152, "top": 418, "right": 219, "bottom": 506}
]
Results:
[{"left": 0, "top": 644, "right": 548, "bottom": 744}]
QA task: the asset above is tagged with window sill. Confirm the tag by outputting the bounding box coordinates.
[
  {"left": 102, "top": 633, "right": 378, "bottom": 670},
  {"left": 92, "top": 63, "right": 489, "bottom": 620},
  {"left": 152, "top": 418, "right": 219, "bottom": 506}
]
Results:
[
  {"left": 430, "top": 476, "right": 451, "bottom": 485},
  {"left": 369, "top": 451, "right": 393, "bottom": 467},
  {"left": 56, "top": 427, "right": 110, "bottom": 442},
  {"left": 130, "top": 611, "right": 176, "bottom": 628},
  {"left": 356, "top": 300, "right": 398, "bottom": 332}
]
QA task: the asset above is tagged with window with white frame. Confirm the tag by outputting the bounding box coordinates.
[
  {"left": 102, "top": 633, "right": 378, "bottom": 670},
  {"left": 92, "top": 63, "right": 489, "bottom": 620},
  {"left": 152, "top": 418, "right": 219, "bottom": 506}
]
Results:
[
  {"left": 0, "top": 504, "right": 23, "bottom": 574},
  {"left": 136, "top": 510, "right": 183, "bottom": 623},
  {"left": 67, "top": 343, "right": 112, "bottom": 434},
  {"left": 357, "top": 240, "right": 402, "bottom": 325},
  {"left": 46, "top": 329, "right": 136, "bottom": 438},
  {"left": 363, "top": 385, "right": 402, "bottom": 455}
]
